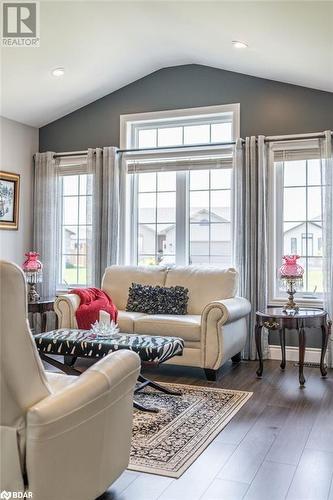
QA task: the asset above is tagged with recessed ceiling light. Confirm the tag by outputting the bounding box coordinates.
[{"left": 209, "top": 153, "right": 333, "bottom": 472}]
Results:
[
  {"left": 51, "top": 67, "right": 65, "bottom": 77},
  {"left": 232, "top": 41, "right": 248, "bottom": 49}
]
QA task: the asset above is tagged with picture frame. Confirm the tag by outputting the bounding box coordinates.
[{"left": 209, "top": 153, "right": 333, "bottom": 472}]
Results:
[{"left": 0, "top": 171, "right": 20, "bottom": 230}]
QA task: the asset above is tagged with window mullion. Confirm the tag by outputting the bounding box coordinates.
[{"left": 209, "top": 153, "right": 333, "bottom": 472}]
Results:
[{"left": 175, "top": 171, "right": 188, "bottom": 265}]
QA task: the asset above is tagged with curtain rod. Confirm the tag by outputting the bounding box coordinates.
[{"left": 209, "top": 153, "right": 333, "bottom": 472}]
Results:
[
  {"left": 264, "top": 131, "right": 332, "bottom": 142},
  {"left": 34, "top": 131, "right": 332, "bottom": 159},
  {"left": 117, "top": 140, "right": 240, "bottom": 154}
]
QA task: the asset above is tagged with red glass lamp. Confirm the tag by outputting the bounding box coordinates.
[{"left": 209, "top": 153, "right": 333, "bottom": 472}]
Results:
[
  {"left": 279, "top": 255, "right": 304, "bottom": 313},
  {"left": 22, "top": 252, "right": 43, "bottom": 302}
]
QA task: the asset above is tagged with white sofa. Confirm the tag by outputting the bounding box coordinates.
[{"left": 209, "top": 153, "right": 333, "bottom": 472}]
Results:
[{"left": 55, "top": 265, "right": 251, "bottom": 380}]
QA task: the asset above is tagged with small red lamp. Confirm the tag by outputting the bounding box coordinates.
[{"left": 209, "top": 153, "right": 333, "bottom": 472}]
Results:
[
  {"left": 22, "top": 252, "right": 43, "bottom": 302},
  {"left": 279, "top": 255, "right": 304, "bottom": 313}
]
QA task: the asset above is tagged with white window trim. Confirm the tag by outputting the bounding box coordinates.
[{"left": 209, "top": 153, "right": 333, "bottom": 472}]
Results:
[
  {"left": 268, "top": 142, "right": 323, "bottom": 307},
  {"left": 120, "top": 103, "right": 240, "bottom": 149},
  {"left": 120, "top": 104, "right": 238, "bottom": 266},
  {"left": 56, "top": 156, "right": 92, "bottom": 291}
]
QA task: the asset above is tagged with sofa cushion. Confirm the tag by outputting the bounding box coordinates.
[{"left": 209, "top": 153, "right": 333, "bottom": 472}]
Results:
[
  {"left": 117, "top": 310, "right": 147, "bottom": 333},
  {"left": 102, "top": 265, "right": 166, "bottom": 310},
  {"left": 126, "top": 283, "right": 189, "bottom": 315},
  {"left": 165, "top": 266, "right": 238, "bottom": 314},
  {"left": 134, "top": 314, "right": 202, "bottom": 342}
]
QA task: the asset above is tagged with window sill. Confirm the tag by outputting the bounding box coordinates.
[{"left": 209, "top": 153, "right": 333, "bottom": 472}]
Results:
[{"left": 268, "top": 297, "right": 323, "bottom": 309}]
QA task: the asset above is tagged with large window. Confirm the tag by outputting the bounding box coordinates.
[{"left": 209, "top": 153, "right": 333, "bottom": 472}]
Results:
[
  {"left": 58, "top": 162, "right": 92, "bottom": 288},
  {"left": 271, "top": 147, "right": 324, "bottom": 302},
  {"left": 121, "top": 105, "right": 238, "bottom": 267}
]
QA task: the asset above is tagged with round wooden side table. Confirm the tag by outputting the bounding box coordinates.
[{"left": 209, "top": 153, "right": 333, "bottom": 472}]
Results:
[{"left": 255, "top": 308, "right": 331, "bottom": 386}]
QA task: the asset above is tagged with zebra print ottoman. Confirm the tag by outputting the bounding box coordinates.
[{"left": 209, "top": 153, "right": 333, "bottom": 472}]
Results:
[{"left": 35, "top": 329, "right": 184, "bottom": 365}]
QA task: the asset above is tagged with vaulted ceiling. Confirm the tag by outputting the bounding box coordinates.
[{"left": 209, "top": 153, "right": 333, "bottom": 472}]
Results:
[{"left": 1, "top": 0, "right": 332, "bottom": 127}]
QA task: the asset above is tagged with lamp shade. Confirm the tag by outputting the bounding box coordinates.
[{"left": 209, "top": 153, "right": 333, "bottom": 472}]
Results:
[
  {"left": 279, "top": 255, "right": 304, "bottom": 279},
  {"left": 22, "top": 251, "right": 43, "bottom": 271}
]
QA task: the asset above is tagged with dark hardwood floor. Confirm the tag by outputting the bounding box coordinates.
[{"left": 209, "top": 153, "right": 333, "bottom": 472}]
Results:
[{"left": 46, "top": 358, "right": 333, "bottom": 500}]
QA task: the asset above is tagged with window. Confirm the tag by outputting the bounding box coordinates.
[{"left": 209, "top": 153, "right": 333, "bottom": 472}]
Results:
[
  {"left": 137, "top": 171, "right": 176, "bottom": 265},
  {"left": 58, "top": 159, "right": 92, "bottom": 288},
  {"left": 189, "top": 169, "right": 231, "bottom": 266},
  {"left": 271, "top": 143, "right": 324, "bottom": 302},
  {"left": 290, "top": 237, "right": 297, "bottom": 253},
  {"left": 121, "top": 105, "right": 238, "bottom": 267}
]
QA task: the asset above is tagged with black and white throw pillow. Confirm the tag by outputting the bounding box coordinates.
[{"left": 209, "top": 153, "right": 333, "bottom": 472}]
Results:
[{"left": 126, "top": 283, "right": 189, "bottom": 315}]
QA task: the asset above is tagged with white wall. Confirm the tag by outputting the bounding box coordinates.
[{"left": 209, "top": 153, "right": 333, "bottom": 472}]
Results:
[{"left": 0, "top": 117, "right": 38, "bottom": 264}]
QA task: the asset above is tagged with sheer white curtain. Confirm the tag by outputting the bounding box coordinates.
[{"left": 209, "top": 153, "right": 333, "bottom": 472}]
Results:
[
  {"left": 321, "top": 131, "right": 333, "bottom": 367},
  {"left": 233, "top": 136, "right": 269, "bottom": 360},
  {"left": 87, "top": 147, "right": 126, "bottom": 285},
  {"left": 33, "top": 152, "right": 60, "bottom": 298}
]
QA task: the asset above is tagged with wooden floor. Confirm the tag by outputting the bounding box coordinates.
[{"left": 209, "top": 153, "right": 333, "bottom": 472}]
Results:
[
  {"left": 47, "top": 358, "right": 333, "bottom": 500},
  {"left": 102, "top": 360, "right": 333, "bottom": 500}
]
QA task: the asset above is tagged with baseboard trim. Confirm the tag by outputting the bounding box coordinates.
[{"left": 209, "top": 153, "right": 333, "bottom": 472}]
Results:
[{"left": 269, "top": 345, "right": 325, "bottom": 363}]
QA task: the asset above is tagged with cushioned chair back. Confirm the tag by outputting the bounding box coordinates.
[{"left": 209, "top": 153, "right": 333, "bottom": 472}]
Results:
[
  {"left": 165, "top": 266, "right": 238, "bottom": 314},
  {"left": 102, "top": 265, "right": 167, "bottom": 310},
  {"left": 0, "top": 261, "right": 50, "bottom": 428}
]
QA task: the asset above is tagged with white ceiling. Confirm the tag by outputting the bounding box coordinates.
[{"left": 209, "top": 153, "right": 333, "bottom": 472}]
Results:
[{"left": 1, "top": 0, "right": 332, "bottom": 128}]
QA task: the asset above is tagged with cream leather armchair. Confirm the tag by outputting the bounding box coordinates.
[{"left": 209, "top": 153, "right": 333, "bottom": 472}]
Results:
[
  {"left": 0, "top": 260, "right": 141, "bottom": 500},
  {"left": 56, "top": 265, "right": 251, "bottom": 380}
]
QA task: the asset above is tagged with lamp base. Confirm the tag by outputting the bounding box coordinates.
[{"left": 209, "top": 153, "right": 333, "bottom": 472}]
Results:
[
  {"left": 282, "top": 285, "right": 299, "bottom": 313},
  {"left": 28, "top": 284, "right": 40, "bottom": 302}
]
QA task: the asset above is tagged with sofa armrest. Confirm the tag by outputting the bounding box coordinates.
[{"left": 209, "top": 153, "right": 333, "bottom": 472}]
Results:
[
  {"left": 201, "top": 297, "right": 251, "bottom": 370},
  {"left": 202, "top": 296, "right": 251, "bottom": 326},
  {"left": 54, "top": 293, "right": 80, "bottom": 329}
]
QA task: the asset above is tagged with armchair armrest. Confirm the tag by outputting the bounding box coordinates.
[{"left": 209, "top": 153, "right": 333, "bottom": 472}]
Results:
[
  {"left": 54, "top": 293, "right": 80, "bottom": 329},
  {"left": 202, "top": 296, "right": 251, "bottom": 326},
  {"left": 26, "top": 350, "right": 141, "bottom": 500},
  {"left": 27, "top": 350, "right": 140, "bottom": 434}
]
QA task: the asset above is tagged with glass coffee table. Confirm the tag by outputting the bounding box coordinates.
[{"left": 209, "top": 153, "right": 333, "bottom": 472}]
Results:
[{"left": 35, "top": 329, "right": 184, "bottom": 411}]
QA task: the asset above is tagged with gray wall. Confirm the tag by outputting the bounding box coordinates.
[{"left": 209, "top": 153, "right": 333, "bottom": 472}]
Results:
[
  {"left": 39, "top": 64, "right": 333, "bottom": 350},
  {"left": 0, "top": 117, "right": 38, "bottom": 264},
  {"left": 39, "top": 64, "right": 333, "bottom": 151}
]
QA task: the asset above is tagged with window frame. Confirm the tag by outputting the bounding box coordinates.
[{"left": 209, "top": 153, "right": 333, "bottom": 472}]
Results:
[
  {"left": 268, "top": 144, "right": 324, "bottom": 307},
  {"left": 56, "top": 157, "right": 92, "bottom": 291},
  {"left": 120, "top": 104, "right": 240, "bottom": 150},
  {"left": 120, "top": 104, "right": 239, "bottom": 267}
]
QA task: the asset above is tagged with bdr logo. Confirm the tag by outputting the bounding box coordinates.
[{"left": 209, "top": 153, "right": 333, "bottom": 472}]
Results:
[
  {"left": 0, "top": 492, "right": 33, "bottom": 498},
  {"left": 1, "top": 1, "right": 40, "bottom": 47},
  {"left": 0, "top": 490, "right": 32, "bottom": 500}
]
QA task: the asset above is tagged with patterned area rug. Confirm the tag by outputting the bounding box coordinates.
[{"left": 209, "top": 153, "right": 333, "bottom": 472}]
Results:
[{"left": 129, "top": 383, "right": 252, "bottom": 478}]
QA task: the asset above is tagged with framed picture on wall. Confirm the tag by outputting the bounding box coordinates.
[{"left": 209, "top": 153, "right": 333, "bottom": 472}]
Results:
[{"left": 0, "top": 171, "right": 20, "bottom": 230}]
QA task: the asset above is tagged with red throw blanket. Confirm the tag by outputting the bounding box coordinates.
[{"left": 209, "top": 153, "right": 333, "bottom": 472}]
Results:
[{"left": 70, "top": 287, "right": 118, "bottom": 330}]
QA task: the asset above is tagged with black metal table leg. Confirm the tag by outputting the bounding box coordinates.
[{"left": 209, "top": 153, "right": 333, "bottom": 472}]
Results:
[{"left": 136, "top": 375, "right": 182, "bottom": 396}]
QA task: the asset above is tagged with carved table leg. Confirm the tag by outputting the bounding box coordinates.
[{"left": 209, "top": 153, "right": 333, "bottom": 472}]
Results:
[
  {"left": 320, "top": 323, "right": 329, "bottom": 377},
  {"left": 280, "top": 328, "right": 286, "bottom": 370},
  {"left": 298, "top": 321, "right": 306, "bottom": 386},
  {"left": 255, "top": 324, "right": 263, "bottom": 377}
]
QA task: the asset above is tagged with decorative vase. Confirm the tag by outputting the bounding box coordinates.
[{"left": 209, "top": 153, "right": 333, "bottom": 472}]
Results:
[
  {"left": 279, "top": 255, "right": 304, "bottom": 313},
  {"left": 22, "top": 252, "right": 43, "bottom": 302}
]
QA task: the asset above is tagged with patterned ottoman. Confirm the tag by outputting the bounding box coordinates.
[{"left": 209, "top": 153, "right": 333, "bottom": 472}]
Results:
[
  {"left": 34, "top": 329, "right": 185, "bottom": 412},
  {"left": 35, "top": 329, "right": 184, "bottom": 364}
]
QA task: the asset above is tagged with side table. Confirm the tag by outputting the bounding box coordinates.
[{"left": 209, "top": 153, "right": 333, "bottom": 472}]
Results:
[
  {"left": 28, "top": 298, "right": 57, "bottom": 333},
  {"left": 255, "top": 308, "right": 331, "bottom": 386}
]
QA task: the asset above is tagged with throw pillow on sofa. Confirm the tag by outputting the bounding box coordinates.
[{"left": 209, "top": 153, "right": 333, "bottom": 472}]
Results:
[{"left": 126, "top": 282, "right": 189, "bottom": 315}]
